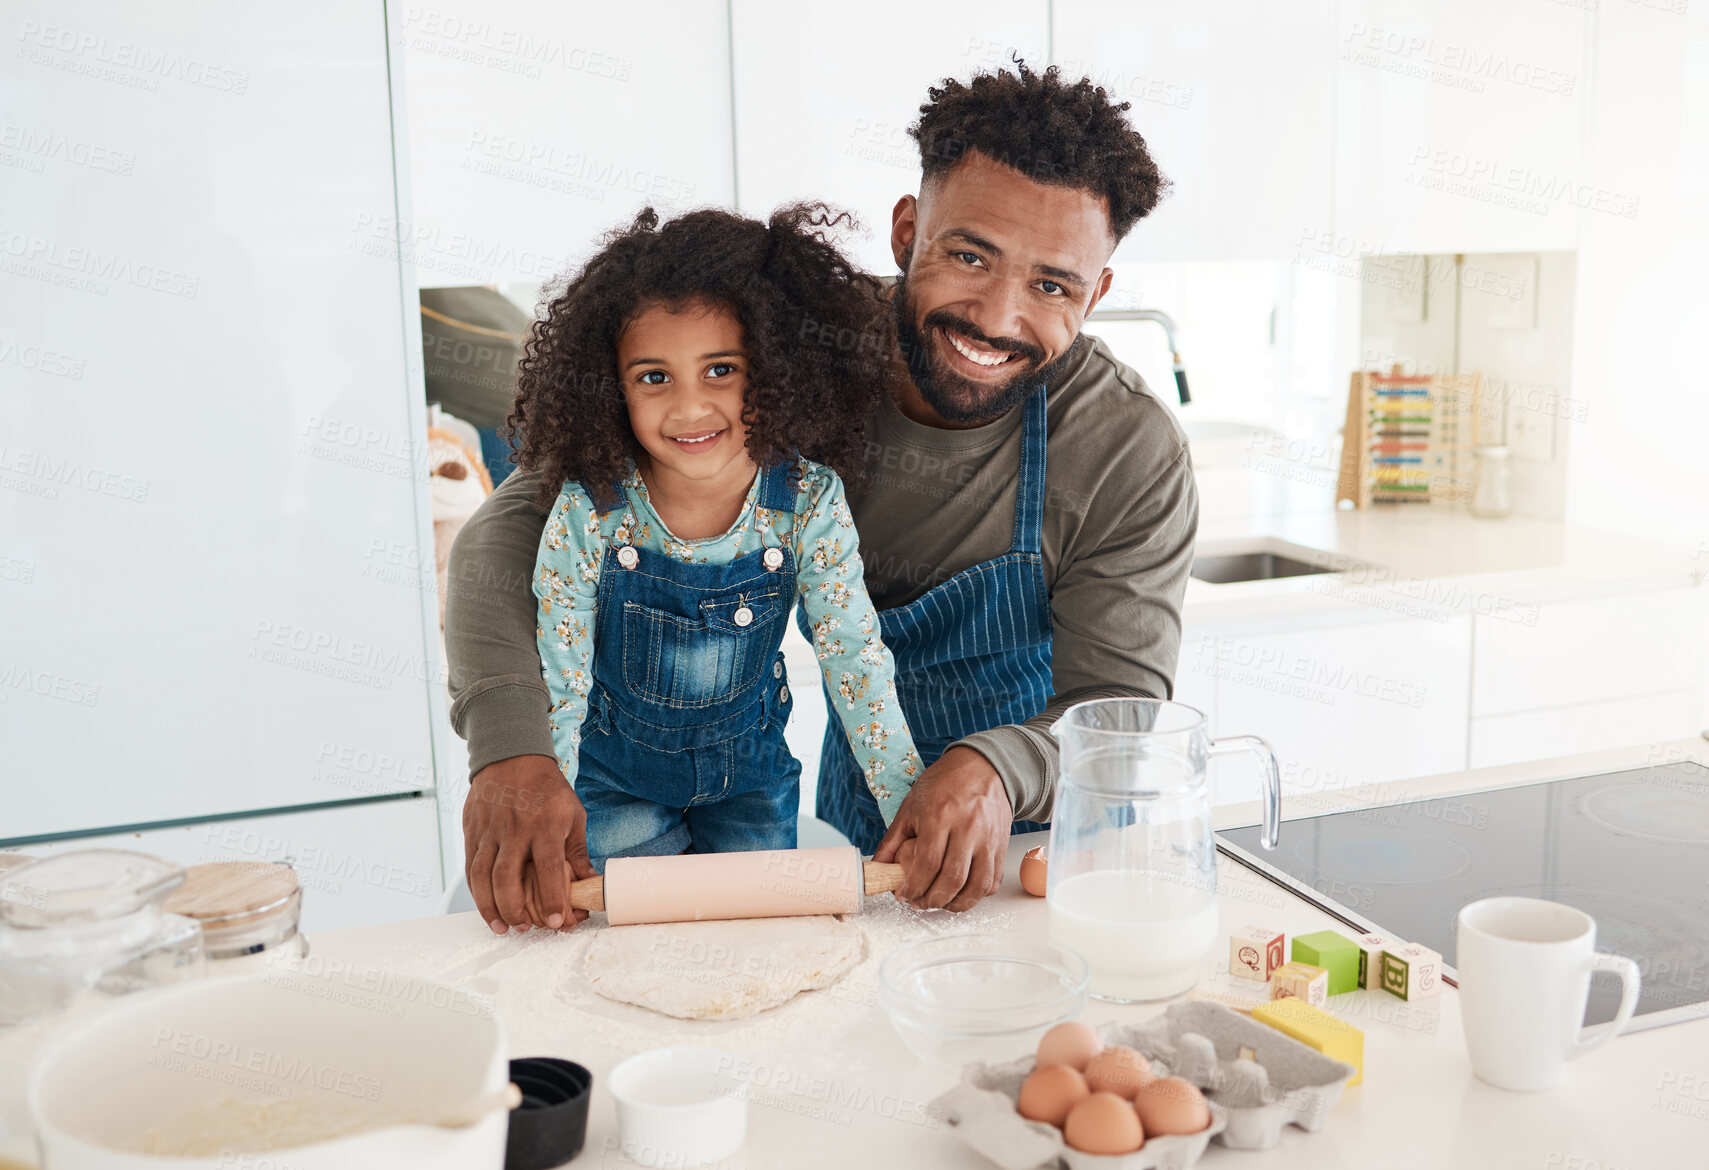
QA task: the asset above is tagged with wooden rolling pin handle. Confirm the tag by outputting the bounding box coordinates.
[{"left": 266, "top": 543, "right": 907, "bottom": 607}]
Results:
[
  {"left": 862, "top": 861, "right": 906, "bottom": 896},
  {"left": 568, "top": 875, "right": 605, "bottom": 913}
]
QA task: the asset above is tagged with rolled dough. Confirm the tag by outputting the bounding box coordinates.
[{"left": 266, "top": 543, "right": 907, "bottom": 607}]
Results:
[{"left": 583, "top": 915, "right": 866, "bottom": 1020}]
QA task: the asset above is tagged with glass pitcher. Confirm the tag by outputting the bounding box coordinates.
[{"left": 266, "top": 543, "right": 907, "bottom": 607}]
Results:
[{"left": 1046, "top": 699, "right": 1281, "bottom": 1002}]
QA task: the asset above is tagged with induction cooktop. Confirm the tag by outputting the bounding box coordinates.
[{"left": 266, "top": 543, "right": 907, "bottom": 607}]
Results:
[{"left": 1217, "top": 761, "right": 1709, "bottom": 1031}]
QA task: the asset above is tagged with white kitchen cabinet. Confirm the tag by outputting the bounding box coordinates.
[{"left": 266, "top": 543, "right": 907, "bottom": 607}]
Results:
[
  {"left": 1333, "top": 0, "right": 1590, "bottom": 254},
  {"left": 1186, "top": 613, "right": 1472, "bottom": 806},
  {"left": 16, "top": 797, "right": 445, "bottom": 935},
  {"left": 401, "top": 0, "right": 735, "bottom": 287},
  {"left": 730, "top": 0, "right": 1048, "bottom": 275},
  {"left": 1, "top": 0, "right": 443, "bottom": 840},
  {"left": 1052, "top": 0, "right": 1338, "bottom": 262},
  {"left": 1469, "top": 690, "right": 1705, "bottom": 771},
  {"left": 1471, "top": 586, "right": 1706, "bottom": 718}
]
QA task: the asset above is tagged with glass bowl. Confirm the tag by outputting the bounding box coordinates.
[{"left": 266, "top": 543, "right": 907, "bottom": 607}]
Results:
[{"left": 878, "top": 933, "right": 1088, "bottom": 1068}]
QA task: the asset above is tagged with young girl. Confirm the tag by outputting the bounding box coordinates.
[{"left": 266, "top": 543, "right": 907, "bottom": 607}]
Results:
[{"left": 511, "top": 204, "right": 920, "bottom": 870}]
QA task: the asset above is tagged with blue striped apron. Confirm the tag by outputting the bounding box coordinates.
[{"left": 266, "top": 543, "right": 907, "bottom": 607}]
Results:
[{"left": 812, "top": 388, "right": 1053, "bottom": 851}]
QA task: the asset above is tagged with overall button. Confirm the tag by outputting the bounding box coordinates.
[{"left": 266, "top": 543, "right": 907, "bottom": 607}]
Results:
[
  {"left": 772, "top": 661, "right": 784, "bottom": 679},
  {"left": 616, "top": 546, "right": 638, "bottom": 569},
  {"left": 733, "top": 606, "right": 754, "bottom": 627},
  {"left": 763, "top": 547, "right": 784, "bottom": 571},
  {"left": 778, "top": 685, "right": 790, "bottom": 703}
]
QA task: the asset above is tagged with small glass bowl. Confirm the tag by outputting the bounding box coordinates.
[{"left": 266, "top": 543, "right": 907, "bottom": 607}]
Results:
[{"left": 878, "top": 934, "right": 1088, "bottom": 1068}]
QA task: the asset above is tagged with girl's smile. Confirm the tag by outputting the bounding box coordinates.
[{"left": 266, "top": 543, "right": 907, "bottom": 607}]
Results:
[{"left": 666, "top": 427, "right": 727, "bottom": 449}]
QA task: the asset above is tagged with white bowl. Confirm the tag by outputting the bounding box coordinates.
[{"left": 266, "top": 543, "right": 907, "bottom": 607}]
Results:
[
  {"left": 29, "top": 963, "right": 507, "bottom": 1169},
  {"left": 608, "top": 1046, "right": 748, "bottom": 1167}
]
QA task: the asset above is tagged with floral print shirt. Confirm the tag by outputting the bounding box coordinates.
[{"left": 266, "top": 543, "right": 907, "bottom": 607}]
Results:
[{"left": 533, "top": 458, "right": 921, "bottom": 824}]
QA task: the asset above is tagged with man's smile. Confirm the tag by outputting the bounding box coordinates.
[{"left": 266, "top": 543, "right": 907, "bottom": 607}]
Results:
[{"left": 940, "top": 325, "right": 1023, "bottom": 373}]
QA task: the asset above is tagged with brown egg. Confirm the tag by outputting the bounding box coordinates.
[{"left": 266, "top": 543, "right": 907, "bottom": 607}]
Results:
[
  {"left": 1019, "top": 846, "right": 1048, "bottom": 896},
  {"left": 1035, "top": 1021, "right": 1102, "bottom": 1072},
  {"left": 1084, "top": 1046, "right": 1155, "bottom": 1097},
  {"left": 1016, "top": 1064, "right": 1090, "bottom": 1127},
  {"left": 1133, "top": 1076, "right": 1212, "bottom": 1136},
  {"left": 1063, "top": 1091, "right": 1145, "bottom": 1155}
]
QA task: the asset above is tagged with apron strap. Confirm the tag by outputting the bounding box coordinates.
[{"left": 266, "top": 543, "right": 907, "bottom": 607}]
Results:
[{"left": 1011, "top": 389, "right": 1047, "bottom": 554}]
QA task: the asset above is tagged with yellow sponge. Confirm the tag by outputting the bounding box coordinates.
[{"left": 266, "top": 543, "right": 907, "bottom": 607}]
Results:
[{"left": 1251, "top": 997, "right": 1364, "bottom": 1086}]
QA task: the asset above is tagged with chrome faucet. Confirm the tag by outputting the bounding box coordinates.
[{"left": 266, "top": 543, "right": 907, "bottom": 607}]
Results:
[{"left": 1087, "top": 308, "right": 1191, "bottom": 405}]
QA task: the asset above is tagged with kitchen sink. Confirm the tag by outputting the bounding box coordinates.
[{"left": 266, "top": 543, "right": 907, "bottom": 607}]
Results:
[{"left": 1190, "top": 551, "right": 1334, "bottom": 584}]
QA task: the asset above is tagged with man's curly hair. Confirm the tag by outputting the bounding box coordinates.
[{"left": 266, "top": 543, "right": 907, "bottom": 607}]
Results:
[
  {"left": 911, "top": 60, "right": 1169, "bottom": 242},
  {"left": 509, "top": 204, "right": 892, "bottom": 512}
]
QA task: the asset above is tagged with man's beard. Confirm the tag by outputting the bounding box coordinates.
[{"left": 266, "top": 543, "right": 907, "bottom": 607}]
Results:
[{"left": 893, "top": 268, "right": 1077, "bottom": 426}]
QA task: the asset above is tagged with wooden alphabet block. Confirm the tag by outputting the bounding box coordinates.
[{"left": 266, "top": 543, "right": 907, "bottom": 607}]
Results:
[
  {"left": 1270, "top": 961, "right": 1328, "bottom": 1008},
  {"left": 1379, "top": 943, "right": 1443, "bottom": 1001},
  {"left": 1355, "top": 933, "right": 1393, "bottom": 990},
  {"left": 1229, "top": 925, "right": 1286, "bottom": 982}
]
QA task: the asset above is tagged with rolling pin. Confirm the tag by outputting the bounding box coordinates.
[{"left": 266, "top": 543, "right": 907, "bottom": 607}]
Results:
[{"left": 566, "top": 846, "right": 906, "bottom": 926}]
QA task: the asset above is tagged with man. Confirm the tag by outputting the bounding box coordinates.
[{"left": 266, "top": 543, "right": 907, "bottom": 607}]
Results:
[{"left": 446, "top": 62, "right": 1198, "bottom": 934}]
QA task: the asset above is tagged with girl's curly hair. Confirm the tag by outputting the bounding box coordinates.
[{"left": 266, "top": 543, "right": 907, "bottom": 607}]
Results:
[{"left": 508, "top": 204, "right": 894, "bottom": 512}]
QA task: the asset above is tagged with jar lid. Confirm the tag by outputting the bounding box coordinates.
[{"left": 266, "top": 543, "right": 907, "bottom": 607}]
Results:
[
  {"left": 164, "top": 862, "right": 300, "bottom": 928},
  {"left": 0, "top": 849, "right": 185, "bottom": 929}
]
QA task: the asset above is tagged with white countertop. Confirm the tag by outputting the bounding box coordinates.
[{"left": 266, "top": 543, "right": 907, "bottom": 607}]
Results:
[
  {"left": 1184, "top": 474, "right": 1700, "bottom": 628},
  {"left": 285, "top": 736, "right": 1708, "bottom": 1170}
]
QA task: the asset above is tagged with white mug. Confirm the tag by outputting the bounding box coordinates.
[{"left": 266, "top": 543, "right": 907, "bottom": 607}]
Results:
[{"left": 1455, "top": 896, "right": 1641, "bottom": 1091}]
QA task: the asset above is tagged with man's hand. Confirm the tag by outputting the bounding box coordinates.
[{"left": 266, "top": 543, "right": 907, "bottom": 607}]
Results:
[
  {"left": 872, "top": 746, "right": 1012, "bottom": 911},
  {"left": 462, "top": 754, "right": 596, "bottom": 934}
]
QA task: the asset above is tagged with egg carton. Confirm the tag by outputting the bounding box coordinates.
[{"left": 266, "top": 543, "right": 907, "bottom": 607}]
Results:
[
  {"left": 1125, "top": 1001, "right": 1357, "bottom": 1149},
  {"left": 934, "top": 1069, "right": 1225, "bottom": 1170},
  {"left": 933, "top": 1001, "right": 1356, "bottom": 1169}
]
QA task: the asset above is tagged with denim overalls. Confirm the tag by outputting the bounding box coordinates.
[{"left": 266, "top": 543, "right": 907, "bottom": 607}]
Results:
[
  {"left": 574, "top": 462, "right": 801, "bottom": 870},
  {"left": 813, "top": 388, "right": 1053, "bottom": 851}
]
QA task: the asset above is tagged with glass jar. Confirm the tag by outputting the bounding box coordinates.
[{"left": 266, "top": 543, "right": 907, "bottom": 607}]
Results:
[
  {"left": 1471, "top": 445, "right": 1514, "bottom": 518},
  {"left": 0, "top": 850, "right": 204, "bottom": 1030},
  {"left": 163, "top": 861, "right": 307, "bottom": 972},
  {"left": 1046, "top": 700, "right": 1281, "bottom": 1003}
]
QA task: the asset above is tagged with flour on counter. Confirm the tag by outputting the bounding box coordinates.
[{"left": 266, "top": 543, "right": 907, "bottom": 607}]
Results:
[
  {"left": 456, "top": 894, "right": 1026, "bottom": 1060},
  {"left": 583, "top": 915, "right": 866, "bottom": 1020}
]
